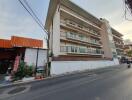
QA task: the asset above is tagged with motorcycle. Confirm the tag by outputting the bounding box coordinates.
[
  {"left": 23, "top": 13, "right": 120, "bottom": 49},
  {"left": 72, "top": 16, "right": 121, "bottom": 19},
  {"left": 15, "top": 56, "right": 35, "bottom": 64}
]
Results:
[{"left": 127, "top": 61, "right": 131, "bottom": 68}]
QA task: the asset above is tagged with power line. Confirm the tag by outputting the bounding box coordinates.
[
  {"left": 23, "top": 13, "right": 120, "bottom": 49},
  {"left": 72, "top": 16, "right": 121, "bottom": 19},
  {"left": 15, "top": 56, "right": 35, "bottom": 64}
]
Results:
[
  {"left": 124, "top": 0, "right": 132, "bottom": 21},
  {"left": 18, "top": 0, "right": 50, "bottom": 76},
  {"left": 23, "top": 0, "right": 46, "bottom": 31},
  {"left": 17, "top": 0, "right": 48, "bottom": 39}
]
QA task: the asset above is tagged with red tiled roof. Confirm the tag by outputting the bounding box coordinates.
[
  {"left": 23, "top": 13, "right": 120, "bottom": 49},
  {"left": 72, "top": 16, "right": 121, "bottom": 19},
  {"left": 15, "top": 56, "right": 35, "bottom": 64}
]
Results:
[
  {"left": 0, "top": 39, "right": 12, "bottom": 48},
  {"left": 0, "top": 36, "right": 43, "bottom": 48},
  {"left": 11, "top": 36, "right": 43, "bottom": 48}
]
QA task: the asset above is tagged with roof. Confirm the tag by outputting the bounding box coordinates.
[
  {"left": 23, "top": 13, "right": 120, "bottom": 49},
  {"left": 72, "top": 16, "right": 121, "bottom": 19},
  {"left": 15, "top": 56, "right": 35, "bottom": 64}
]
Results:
[
  {"left": 45, "top": 0, "right": 102, "bottom": 31},
  {"left": 0, "top": 39, "right": 12, "bottom": 48},
  {"left": 0, "top": 36, "right": 43, "bottom": 48},
  {"left": 11, "top": 36, "right": 43, "bottom": 48}
]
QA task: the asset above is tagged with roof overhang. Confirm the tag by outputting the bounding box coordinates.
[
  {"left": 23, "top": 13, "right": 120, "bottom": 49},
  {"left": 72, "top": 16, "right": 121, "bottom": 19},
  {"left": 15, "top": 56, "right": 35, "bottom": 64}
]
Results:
[
  {"left": 111, "top": 28, "right": 123, "bottom": 37},
  {"left": 45, "top": 0, "right": 102, "bottom": 31},
  {"left": 60, "top": 0, "right": 102, "bottom": 26},
  {"left": 45, "top": 0, "right": 60, "bottom": 31}
]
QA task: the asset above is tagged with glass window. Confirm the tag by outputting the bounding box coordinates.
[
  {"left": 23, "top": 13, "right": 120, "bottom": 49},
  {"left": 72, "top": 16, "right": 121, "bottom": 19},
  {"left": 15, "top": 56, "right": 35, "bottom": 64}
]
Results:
[
  {"left": 60, "top": 46, "right": 66, "bottom": 52},
  {"left": 71, "top": 46, "right": 74, "bottom": 52},
  {"left": 74, "top": 47, "right": 78, "bottom": 53},
  {"left": 67, "top": 46, "right": 71, "bottom": 52},
  {"left": 79, "top": 35, "right": 84, "bottom": 41}
]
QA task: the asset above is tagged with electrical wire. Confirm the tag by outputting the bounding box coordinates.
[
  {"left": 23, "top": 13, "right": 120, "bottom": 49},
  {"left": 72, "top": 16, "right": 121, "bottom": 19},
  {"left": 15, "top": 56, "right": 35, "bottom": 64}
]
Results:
[{"left": 18, "top": 0, "right": 48, "bottom": 39}]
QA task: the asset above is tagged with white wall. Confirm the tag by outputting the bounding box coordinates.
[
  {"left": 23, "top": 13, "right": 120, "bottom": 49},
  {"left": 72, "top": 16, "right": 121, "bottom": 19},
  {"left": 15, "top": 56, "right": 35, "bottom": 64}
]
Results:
[
  {"left": 24, "top": 48, "right": 47, "bottom": 67},
  {"left": 52, "top": 5, "right": 60, "bottom": 57},
  {"left": 50, "top": 59, "right": 119, "bottom": 75}
]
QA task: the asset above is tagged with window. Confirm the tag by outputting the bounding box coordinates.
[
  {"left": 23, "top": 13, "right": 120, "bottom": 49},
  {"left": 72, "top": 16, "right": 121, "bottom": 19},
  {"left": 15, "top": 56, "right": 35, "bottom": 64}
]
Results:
[
  {"left": 78, "top": 25, "right": 83, "bottom": 29},
  {"left": 79, "top": 47, "right": 87, "bottom": 53},
  {"left": 71, "top": 46, "right": 75, "bottom": 52},
  {"left": 60, "top": 32, "right": 66, "bottom": 37},
  {"left": 67, "top": 46, "right": 71, "bottom": 52},
  {"left": 69, "top": 21, "right": 75, "bottom": 26},
  {"left": 60, "top": 46, "right": 67, "bottom": 52},
  {"left": 74, "top": 47, "right": 78, "bottom": 53},
  {"left": 79, "top": 34, "right": 84, "bottom": 41},
  {"left": 96, "top": 49, "right": 100, "bottom": 54}
]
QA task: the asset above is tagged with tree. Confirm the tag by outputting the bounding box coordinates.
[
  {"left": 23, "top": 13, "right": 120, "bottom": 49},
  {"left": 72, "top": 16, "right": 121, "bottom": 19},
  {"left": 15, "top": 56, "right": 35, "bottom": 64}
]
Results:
[{"left": 127, "top": 50, "right": 132, "bottom": 57}]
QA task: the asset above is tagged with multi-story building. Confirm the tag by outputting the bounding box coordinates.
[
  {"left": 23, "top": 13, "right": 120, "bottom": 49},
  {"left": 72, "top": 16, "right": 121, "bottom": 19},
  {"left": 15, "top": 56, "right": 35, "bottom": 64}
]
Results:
[
  {"left": 111, "top": 28, "right": 124, "bottom": 58},
  {"left": 45, "top": 0, "right": 123, "bottom": 75},
  {"left": 100, "top": 18, "right": 124, "bottom": 58}
]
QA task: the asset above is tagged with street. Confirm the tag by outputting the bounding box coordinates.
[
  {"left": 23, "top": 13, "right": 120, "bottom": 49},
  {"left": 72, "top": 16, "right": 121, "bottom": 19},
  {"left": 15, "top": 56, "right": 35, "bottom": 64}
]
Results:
[{"left": 0, "top": 65, "right": 132, "bottom": 100}]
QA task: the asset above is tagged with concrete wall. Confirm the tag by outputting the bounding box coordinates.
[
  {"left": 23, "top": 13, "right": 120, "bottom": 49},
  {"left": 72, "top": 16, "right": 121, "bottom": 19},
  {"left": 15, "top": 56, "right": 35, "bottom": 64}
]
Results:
[
  {"left": 52, "top": 5, "right": 60, "bottom": 57},
  {"left": 100, "top": 19, "right": 113, "bottom": 59},
  {"left": 24, "top": 48, "right": 47, "bottom": 67},
  {"left": 50, "top": 59, "right": 119, "bottom": 75}
]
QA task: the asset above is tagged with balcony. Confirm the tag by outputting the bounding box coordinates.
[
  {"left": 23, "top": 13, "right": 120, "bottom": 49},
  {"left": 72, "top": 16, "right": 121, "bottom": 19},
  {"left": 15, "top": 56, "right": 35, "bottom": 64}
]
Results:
[
  {"left": 113, "top": 34, "right": 123, "bottom": 41},
  {"left": 60, "top": 46, "right": 104, "bottom": 55},
  {"left": 60, "top": 20, "right": 101, "bottom": 38},
  {"left": 116, "top": 47, "right": 124, "bottom": 51},
  {"left": 65, "top": 32, "right": 101, "bottom": 46},
  {"left": 114, "top": 41, "right": 123, "bottom": 46},
  {"left": 60, "top": 8, "right": 101, "bottom": 30}
]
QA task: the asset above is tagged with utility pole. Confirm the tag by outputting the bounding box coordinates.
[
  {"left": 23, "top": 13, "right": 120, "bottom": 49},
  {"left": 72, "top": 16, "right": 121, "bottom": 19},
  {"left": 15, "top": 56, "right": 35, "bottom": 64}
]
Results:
[
  {"left": 45, "top": 33, "right": 50, "bottom": 77},
  {"left": 17, "top": 0, "right": 50, "bottom": 77},
  {"left": 35, "top": 48, "right": 39, "bottom": 76}
]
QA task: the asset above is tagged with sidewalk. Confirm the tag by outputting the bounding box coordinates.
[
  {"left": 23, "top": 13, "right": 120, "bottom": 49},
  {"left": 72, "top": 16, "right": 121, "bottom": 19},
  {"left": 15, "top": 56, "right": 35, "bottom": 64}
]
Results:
[
  {"left": 0, "top": 74, "right": 6, "bottom": 84},
  {"left": 0, "top": 64, "right": 127, "bottom": 89},
  {"left": 0, "top": 75, "right": 12, "bottom": 87}
]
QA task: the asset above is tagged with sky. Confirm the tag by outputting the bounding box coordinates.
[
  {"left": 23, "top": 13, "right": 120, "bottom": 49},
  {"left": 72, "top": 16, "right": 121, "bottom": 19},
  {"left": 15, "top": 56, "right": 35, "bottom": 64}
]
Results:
[{"left": 0, "top": 0, "right": 132, "bottom": 46}]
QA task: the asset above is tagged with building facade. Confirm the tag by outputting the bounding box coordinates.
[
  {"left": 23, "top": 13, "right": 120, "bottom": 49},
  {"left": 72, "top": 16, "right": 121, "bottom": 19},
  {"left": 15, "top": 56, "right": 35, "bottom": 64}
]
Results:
[
  {"left": 100, "top": 19, "right": 124, "bottom": 59},
  {"left": 111, "top": 28, "right": 124, "bottom": 58},
  {"left": 45, "top": 0, "right": 124, "bottom": 75}
]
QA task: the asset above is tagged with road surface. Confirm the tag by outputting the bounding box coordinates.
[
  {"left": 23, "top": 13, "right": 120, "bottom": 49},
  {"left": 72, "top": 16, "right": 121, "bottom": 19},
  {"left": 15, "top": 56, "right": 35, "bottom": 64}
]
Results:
[{"left": 0, "top": 65, "right": 132, "bottom": 100}]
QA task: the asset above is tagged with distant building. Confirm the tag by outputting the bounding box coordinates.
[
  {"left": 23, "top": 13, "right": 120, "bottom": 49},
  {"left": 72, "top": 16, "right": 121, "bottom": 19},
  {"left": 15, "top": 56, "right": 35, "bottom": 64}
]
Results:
[
  {"left": 124, "top": 39, "right": 132, "bottom": 45},
  {"left": 0, "top": 36, "right": 47, "bottom": 74},
  {"left": 45, "top": 0, "right": 124, "bottom": 75},
  {"left": 124, "top": 44, "right": 132, "bottom": 56},
  {"left": 100, "top": 19, "right": 124, "bottom": 58},
  {"left": 111, "top": 28, "right": 124, "bottom": 58}
]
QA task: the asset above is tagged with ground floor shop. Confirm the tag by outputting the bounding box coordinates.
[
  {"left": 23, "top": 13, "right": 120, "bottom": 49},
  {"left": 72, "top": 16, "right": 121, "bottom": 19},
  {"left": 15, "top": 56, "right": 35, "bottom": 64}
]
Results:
[{"left": 0, "top": 36, "right": 47, "bottom": 75}]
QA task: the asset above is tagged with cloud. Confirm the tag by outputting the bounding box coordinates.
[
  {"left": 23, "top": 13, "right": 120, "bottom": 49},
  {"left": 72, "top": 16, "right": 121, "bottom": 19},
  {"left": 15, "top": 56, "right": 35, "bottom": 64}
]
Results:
[
  {"left": 71, "top": 0, "right": 132, "bottom": 40},
  {"left": 113, "top": 21, "right": 132, "bottom": 39},
  {"left": 0, "top": 0, "right": 46, "bottom": 40}
]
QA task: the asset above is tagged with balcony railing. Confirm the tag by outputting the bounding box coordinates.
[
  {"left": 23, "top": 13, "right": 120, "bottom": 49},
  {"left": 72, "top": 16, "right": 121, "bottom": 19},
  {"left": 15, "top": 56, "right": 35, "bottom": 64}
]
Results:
[
  {"left": 66, "top": 32, "right": 101, "bottom": 46},
  {"left": 60, "top": 46, "right": 104, "bottom": 55},
  {"left": 117, "top": 51, "right": 124, "bottom": 56},
  {"left": 113, "top": 34, "right": 123, "bottom": 40}
]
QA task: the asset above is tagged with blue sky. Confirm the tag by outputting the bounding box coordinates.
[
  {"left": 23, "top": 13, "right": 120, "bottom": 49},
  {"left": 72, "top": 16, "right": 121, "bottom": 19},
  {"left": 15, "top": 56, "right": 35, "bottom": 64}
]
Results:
[{"left": 0, "top": 0, "right": 132, "bottom": 44}]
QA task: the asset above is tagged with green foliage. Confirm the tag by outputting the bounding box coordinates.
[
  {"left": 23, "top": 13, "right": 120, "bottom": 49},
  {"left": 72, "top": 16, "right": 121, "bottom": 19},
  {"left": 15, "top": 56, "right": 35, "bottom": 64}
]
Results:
[
  {"left": 14, "top": 61, "right": 34, "bottom": 80},
  {"left": 14, "top": 61, "right": 26, "bottom": 80},
  {"left": 127, "top": 50, "right": 132, "bottom": 57},
  {"left": 25, "top": 65, "right": 34, "bottom": 77}
]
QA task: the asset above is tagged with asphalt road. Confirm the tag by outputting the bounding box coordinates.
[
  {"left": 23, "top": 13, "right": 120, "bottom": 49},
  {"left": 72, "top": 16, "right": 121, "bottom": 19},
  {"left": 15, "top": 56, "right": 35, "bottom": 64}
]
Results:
[{"left": 1, "top": 65, "right": 132, "bottom": 100}]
